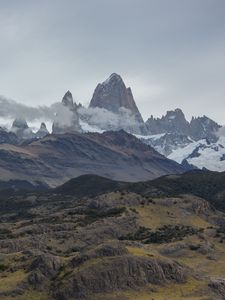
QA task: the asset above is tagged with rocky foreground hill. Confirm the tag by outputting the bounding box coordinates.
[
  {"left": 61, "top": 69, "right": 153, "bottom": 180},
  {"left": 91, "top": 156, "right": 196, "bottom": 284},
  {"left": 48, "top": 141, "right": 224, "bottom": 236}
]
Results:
[{"left": 1, "top": 171, "right": 225, "bottom": 299}]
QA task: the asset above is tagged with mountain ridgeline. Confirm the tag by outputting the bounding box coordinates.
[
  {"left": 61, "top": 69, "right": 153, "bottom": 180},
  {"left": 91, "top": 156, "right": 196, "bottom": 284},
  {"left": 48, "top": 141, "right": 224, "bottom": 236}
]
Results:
[
  {"left": 0, "top": 72, "right": 223, "bottom": 178},
  {"left": 0, "top": 130, "right": 185, "bottom": 188},
  {"left": 0, "top": 73, "right": 221, "bottom": 143}
]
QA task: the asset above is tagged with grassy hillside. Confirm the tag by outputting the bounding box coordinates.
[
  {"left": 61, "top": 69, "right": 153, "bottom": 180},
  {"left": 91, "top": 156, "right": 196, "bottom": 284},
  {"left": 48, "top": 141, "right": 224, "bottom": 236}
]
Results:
[{"left": 0, "top": 173, "right": 225, "bottom": 299}]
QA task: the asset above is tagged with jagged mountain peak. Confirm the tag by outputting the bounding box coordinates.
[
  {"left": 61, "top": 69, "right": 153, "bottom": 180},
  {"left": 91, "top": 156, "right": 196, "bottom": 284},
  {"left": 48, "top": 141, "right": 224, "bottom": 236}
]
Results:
[
  {"left": 146, "top": 108, "right": 189, "bottom": 136},
  {"left": 36, "top": 122, "right": 49, "bottom": 139},
  {"left": 103, "top": 73, "right": 123, "bottom": 84},
  {"left": 12, "top": 117, "right": 29, "bottom": 129},
  {"left": 62, "top": 90, "right": 74, "bottom": 108},
  {"left": 52, "top": 92, "right": 81, "bottom": 134},
  {"left": 190, "top": 114, "right": 220, "bottom": 142},
  {"left": 11, "top": 118, "right": 35, "bottom": 140},
  {"left": 165, "top": 108, "right": 185, "bottom": 116},
  {"left": 89, "top": 73, "right": 144, "bottom": 123},
  {"left": 40, "top": 122, "right": 47, "bottom": 130}
]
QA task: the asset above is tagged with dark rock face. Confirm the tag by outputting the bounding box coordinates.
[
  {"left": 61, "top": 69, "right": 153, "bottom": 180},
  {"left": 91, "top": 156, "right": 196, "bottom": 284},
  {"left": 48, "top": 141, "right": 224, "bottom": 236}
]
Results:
[
  {"left": 62, "top": 90, "right": 74, "bottom": 109},
  {"left": 190, "top": 116, "right": 220, "bottom": 142},
  {"left": 146, "top": 109, "right": 190, "bottom": 136},
  {"left": 36, "top": 122, "right": 49, "bottom": 139},
  {"left": 52, "top": 91, "right": 82, "bottom": 134},
  {"left": 0, "top": 127, "right": 18, "bottom": 144},
  {"left": 89, "top": 73, "right": 144, "bottom": 123},
  {"left": 145, "top": 108, "right": 220, "bottom": 142}
]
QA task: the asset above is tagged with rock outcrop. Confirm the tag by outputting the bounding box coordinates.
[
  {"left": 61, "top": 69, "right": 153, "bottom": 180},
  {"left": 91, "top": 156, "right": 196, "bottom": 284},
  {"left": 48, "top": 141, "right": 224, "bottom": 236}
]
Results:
[
  {"left": 209, "top": 278, "right": 225, "bottom": 299},
  {"left": 53, "top": 255, "right": 186, "bottom": 299},
  {"left": 28, "top": 254, "right": 62, "bottom": 286}
]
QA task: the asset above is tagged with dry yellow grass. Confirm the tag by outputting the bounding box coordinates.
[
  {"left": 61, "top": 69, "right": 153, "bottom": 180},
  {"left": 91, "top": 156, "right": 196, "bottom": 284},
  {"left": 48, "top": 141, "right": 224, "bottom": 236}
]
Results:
[{"left": 0, "top": 270, "right": 27, "bottom": 292}]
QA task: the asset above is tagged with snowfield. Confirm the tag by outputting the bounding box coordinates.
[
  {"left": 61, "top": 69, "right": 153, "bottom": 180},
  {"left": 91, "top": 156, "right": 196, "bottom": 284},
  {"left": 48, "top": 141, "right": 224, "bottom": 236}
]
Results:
[
  {"left": 168, "top": 137, "right": 225, "bottom": 171},
  {"left": 79, "top": 121, "right": 225, "bottom": 172}
]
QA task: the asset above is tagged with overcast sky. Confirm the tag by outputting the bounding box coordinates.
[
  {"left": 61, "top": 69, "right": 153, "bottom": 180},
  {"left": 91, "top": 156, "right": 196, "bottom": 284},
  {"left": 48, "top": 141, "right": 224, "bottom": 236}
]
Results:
[{"left": 0, "top": 0, "right": 225, "bottom": 123}]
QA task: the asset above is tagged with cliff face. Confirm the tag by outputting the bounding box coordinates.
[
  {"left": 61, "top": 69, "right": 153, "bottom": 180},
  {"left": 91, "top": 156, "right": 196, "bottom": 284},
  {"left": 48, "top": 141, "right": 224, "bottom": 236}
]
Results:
[
  {"left": 146, "top": 108, "right": 190, "bottom": 135},
  {"left": 89, "top": 73, "right": 144, "bottom": 123},
  {"left": 145, "top": 108, "right": 221, "bottom": 141}
]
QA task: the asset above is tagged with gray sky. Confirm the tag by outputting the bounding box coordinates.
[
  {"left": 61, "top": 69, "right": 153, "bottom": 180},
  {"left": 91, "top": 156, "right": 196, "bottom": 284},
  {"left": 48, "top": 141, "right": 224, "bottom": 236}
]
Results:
[{"left": 0, "top": 0, "right": 225, "bottom": 123}]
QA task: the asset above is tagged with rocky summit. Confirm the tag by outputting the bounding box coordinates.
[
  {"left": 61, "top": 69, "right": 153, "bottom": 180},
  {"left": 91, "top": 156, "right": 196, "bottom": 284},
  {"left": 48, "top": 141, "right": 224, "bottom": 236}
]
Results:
[
  {"left": 36, "top": 122, "right": 49, "bottom": 139},
  {"left": 146, "top": 108, "right": 190, "bottom": 136},
  {"left": 52, "top": 91, "right": 82, "bottom": 134},
  {"left": 11, "top": 118, "right": 35, "bottom": 140},
  {"left": 145, "top": 108, "right": 220, "bottom": 141},
  {"left": 142, "top": 108, "right": 222, "bottom": 163},
  {"left": 89, "top": 73, "right": 144, "bottom": 123}
]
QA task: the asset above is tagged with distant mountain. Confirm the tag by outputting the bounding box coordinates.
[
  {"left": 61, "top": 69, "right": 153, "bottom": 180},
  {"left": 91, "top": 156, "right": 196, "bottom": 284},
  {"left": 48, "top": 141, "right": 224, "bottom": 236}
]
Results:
[
  {"left": 36, "top": 122, "right": 49, "bottom": 139},
  {"left": 168, "top": 136, "right": 225, "bottom": 172},
  {"left": 139, "top": 133, "right": 193, "bottom": 156},
  {"left": 189, "top": 115, "right": 220, "bottom": 142},
  {"left": 0, "top": 74, "right": 223, "bottom": 173},
  {"left": 146, "top": 108, "right": 190, "bottom": 136},
  {"left": 90, "top": 73, "right": 144, "bottom": 123},
  {"left": 0, "top": 130, "right": 185, "bottom": 187},
  {"left": 0, "top": 127, "right": 19, "bottom": 145},
  {"left": 78, "top": 74, "right": 148, "bottom": 135},
  {"left": 145, "top": 108, "right": 220, "bottom": 141},
  {"left": 141, "top": 108, "right": 222, "bottom": 162},
  {"left": 11, "top": 118, "right": 35, "bottom": 140},
  {"left": 52, "top": 91, "right": 82, "bottom": 134}
]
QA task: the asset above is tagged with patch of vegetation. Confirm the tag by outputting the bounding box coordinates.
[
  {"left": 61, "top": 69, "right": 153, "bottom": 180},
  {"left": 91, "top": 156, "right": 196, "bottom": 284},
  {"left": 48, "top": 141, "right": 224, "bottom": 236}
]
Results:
[
  {"left": 0, "top": 228, "right": 13, "bottom": 239},
  {"left": 80, "top": 206, "right": 126, "bottom": 226},
  {"left": 0, "top": 263, "right": 9, "bottom": 272},
  {"left": 119, "top": 225, "right": 199, "bottom": 244},
  {"left": 129, "top": 171, "right": 225, "bottom": 212}
]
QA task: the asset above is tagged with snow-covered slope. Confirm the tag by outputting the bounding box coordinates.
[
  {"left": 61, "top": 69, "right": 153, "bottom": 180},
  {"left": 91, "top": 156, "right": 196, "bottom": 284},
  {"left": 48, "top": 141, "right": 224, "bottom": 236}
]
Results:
[
  {"left": 79, "top": 121, "right": 225, "bottom": 172},
  {"left": 135, "top": 133, "right": 193, "bottom": 156},
  {"left": 168, "top": 137, "right": 225, "bottom": 171}
]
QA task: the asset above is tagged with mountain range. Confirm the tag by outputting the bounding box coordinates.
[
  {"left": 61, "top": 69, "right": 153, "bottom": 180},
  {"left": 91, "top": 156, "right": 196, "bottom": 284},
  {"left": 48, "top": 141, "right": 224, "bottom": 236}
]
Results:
[
  {"left": 0, "top": 72, "right": 224, "bottom": 179},
  {"left": 1, "top": 74, "right": 225, "bottom": 300},
  {"left": 0, "top": 130, "right": 184, "bottom": 188}
]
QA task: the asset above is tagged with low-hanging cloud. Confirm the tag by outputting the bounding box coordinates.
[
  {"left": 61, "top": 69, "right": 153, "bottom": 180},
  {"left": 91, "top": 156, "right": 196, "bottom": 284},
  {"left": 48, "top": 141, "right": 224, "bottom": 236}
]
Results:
[
  {"left": 0, "top": 96, "right": 74, "bottom": 130},
  {"left": 78, "top": 106, "right": 145, "bottom": 134}
]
